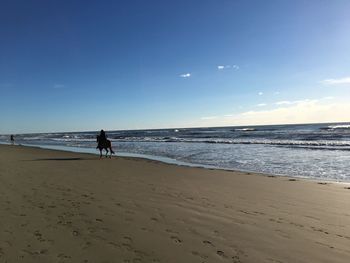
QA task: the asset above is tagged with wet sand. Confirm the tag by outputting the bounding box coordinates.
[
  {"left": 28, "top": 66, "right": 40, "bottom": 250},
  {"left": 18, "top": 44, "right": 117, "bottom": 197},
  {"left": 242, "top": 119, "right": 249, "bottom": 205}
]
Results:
[{"left": 0, "top": 144, "right": 350, "bottom": 262}]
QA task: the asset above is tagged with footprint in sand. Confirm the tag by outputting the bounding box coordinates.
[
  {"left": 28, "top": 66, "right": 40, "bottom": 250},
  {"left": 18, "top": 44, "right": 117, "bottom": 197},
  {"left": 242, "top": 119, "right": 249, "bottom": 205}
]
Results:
[
  {"left": 337, "top": 234, "right": 350, "bottom": 240},
  {"left": 170, "top": 236, "right": 182, "bottom": 244},
  {"left": 123, "top": 236, "right": 133, "bottom": 242},
  {"left": 57, "top": 253, "right": 71, "bottom": 260},
  {"left": 203, "top": 240, "right": 214, "bottom": 247},
  {"left": 33, "top": 230, "right": 45, "bottom": 242},
  {"left": 311, "top": 226, "right": 329, "bottom": 235},
  {"left": 38, "top": 249, "right": 48, "bottom": 255},
  {"left": 232, "top": 255, "right": 242, "bottom": 263},
  {"left": 289, "top": 222, "right": 304, "bottom": 228}
]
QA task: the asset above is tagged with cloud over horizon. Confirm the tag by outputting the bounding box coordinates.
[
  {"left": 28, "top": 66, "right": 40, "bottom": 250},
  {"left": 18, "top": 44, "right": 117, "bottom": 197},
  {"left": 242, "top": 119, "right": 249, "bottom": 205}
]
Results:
[
  {"left": 321, "top": 77, "right": 350, "bottom": 86},
  {"left": 201, "top": 116, "right": 218, "bottom": 120},
  {"left": 275, "top": 101, "right": 293, "bottom": 105},
  {"left": 196, "top": 99, "right": 350, "bottom": 127}
]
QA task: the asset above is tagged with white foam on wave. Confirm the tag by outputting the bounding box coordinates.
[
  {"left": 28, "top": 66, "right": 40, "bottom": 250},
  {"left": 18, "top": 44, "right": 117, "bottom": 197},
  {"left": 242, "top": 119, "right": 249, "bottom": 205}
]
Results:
[
  {"left": 107, "top": 136, "right": 350, "bottom": 148},
  {"left": 328, "top": 125, "right": 350, "bottom": 129},
  {"left": 205, "top": 138, "right": 350, "bottom": 147},
  {"left": 52, "top": 138, "right": 96, "bottom": 142},
  {"left": 234, "top": 128, "right": 256, "bottom": 131}
]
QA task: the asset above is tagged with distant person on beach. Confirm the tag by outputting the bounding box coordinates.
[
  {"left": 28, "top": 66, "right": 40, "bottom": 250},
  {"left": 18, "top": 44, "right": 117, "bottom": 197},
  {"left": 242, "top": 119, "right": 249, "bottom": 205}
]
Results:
[{"left": 10, "top": 135, "right": 14, "bottom": 145}]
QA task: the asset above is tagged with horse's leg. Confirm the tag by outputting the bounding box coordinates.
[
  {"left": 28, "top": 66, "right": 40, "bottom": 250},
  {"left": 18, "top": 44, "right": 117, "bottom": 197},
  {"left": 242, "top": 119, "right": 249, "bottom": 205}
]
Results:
[
  {"left": 108, "top": 140, "right": 115, "bottom": 155},
  {"left": 110, "top": 145, "right": 115, "bottom": 154},
  {"left": 105, "top": 148, "right": 109, "bottom": 158},
  {"left": 99, "top": 148, "right": 102, "bottom": 159}
]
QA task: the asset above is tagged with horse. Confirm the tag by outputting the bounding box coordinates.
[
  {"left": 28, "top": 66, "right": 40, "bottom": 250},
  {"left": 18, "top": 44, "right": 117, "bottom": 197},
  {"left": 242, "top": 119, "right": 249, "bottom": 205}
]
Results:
[{"left": 96, "top": 136, "right": 115, "bottom": 158}]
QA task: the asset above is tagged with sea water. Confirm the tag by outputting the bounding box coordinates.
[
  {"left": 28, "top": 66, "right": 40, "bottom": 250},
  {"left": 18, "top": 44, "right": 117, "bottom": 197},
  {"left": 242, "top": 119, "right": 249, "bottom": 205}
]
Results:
[{"left": 1, "top": 123, "right": 350, "bottom": 181}]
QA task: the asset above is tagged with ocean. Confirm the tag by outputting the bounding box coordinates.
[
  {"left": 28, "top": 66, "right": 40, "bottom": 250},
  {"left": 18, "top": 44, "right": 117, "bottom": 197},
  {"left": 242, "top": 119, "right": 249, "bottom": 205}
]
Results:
[{"left": 1, "top": 123, "right": 350, "bottom": 181}]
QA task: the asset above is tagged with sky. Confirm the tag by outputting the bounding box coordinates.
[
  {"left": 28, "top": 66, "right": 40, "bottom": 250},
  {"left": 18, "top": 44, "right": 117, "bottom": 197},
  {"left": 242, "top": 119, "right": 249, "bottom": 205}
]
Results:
[{"left": 0, "top": 0, "right": 350, "bottom": 134}]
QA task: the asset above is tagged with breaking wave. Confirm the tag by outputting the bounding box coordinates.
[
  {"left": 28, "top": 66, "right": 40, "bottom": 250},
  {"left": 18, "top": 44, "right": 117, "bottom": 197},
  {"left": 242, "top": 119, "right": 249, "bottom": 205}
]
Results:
[{"left": 321, "top": 125, "right": 350, "bottom": 130}]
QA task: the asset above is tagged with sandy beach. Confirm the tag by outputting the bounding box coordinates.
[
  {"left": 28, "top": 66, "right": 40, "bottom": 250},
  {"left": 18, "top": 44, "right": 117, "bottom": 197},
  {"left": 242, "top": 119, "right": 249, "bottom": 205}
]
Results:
[{"left": 0, "top": 144, "right": 350, "bottom": 263}]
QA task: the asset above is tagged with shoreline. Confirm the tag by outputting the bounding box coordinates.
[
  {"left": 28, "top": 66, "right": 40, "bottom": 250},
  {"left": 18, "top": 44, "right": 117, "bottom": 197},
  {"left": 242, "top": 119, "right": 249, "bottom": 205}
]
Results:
[
  {"left": 1, "top": 144, "right": 350, "bottom": 262},
  {"left": 2, "top": 142, "right": 349, "bottom": 184}
]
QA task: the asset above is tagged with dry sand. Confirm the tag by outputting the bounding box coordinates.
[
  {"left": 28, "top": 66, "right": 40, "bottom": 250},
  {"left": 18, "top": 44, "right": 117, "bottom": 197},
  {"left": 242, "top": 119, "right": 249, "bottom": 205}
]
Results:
[{"left": 0, "top": 144, "right": 350, "bottom": 263}]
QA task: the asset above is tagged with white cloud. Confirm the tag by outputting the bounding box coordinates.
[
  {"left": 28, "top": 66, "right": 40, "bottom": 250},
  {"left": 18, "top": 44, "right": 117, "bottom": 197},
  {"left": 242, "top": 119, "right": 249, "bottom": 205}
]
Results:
[
  {"left": 180, "top": 73, "right": 191, "bottom": 78},
  {"left": 201, "top": 116, "right": 218, "bottom": 120},
  {"left": 256, "top": 103, "right": 267, "bottom": 107},
  {"left": 217, "top": 65, "right": 239, "bottom": 70},
  {"left": 274, "top": 91, "right": 280, "bottom": 95},
  {"left": 258, "top": 92, "right": 263, "bottom": 96},
  {"left": 321, "top": 77, "right": 350, "bottom": 86},
  {"left": 275, "top": 100, "right": 292, "bottom": 105},
  {"left": 322, "top": 96, "right": 334, "bottom": 100},
  {"left": 275, "top": 99, "right": 313, "bottom": 105},
  {"left": 294, "top": 99, "right": 312, "bottom": 104}
]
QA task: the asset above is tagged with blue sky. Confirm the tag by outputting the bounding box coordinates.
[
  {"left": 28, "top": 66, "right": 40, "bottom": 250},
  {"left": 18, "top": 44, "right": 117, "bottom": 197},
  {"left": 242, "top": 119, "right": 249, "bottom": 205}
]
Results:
[{"left": 1, "top": 0, "right": 350, "bottom": 133}]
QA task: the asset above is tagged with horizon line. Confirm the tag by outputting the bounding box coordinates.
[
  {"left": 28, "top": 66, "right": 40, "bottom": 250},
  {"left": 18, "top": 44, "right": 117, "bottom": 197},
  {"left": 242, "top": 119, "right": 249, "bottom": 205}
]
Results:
[{"left": 1, "top": 121, "right": 349, "bottom": 135}]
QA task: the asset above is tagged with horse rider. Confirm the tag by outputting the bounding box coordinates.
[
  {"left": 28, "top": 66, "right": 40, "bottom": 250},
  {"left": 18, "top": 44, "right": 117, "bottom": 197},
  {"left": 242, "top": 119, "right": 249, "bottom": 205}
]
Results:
[
  {"left": 97, "top": 129, "right": 107, "bottom": 146},
  {"left": 99, "top": 130, "right": 107, "bottom": 142}
]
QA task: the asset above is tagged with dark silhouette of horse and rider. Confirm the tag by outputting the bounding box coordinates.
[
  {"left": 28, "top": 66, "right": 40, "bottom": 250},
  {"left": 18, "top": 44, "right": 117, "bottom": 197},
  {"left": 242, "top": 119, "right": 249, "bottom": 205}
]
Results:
[{"left": 96, "top": 129, "right": 115, "bottom": 158}]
